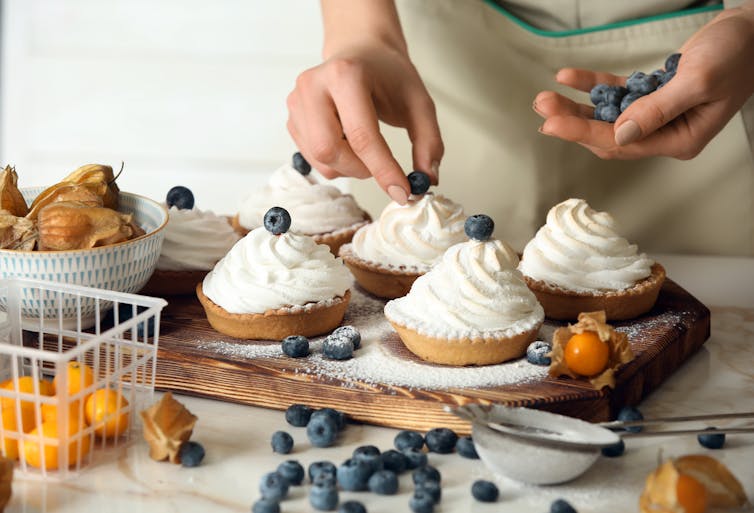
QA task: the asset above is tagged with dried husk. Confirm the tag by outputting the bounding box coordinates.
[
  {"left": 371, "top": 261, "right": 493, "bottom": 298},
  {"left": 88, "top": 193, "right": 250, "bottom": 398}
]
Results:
[
  {"left": 0, "top": 210, "right": 37, "bottom": 250},
  {"left": 548, "top": 310, "right": 634, "bottom": 389},
  {"left": 37, "top": 201, "right": 139, "bottom": 250},
  {"left": 62, "top": 163, "right": 120, "bottom": 210},
  {"left": 26, "top": 181, "right": 108, "bottom": 221},
  {"left": 140, "top": 392, "right": 198, "bottom": 464},
  {"left": 0, "top": 165, "right": 29, "bottom": 217},
  {"left": 639, "top": 455, "right": 749, "bottom": 513}
]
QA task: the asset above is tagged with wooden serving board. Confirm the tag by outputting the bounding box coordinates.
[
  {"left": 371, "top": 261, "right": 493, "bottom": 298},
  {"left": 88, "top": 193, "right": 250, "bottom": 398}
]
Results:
[{"left": 153, "top": 280, "right": 709, "bottom": 434}]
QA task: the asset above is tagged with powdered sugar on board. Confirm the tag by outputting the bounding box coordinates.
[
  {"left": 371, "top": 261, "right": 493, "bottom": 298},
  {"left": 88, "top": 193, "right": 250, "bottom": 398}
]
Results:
[{"left": 197, "top": 286, "right": 687, "bottom": 391}]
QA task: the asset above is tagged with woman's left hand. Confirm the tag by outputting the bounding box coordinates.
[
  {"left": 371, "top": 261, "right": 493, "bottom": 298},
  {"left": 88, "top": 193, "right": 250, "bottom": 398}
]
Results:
[{"left": 532, "top": 3, "right": 754, "bottom": 160}]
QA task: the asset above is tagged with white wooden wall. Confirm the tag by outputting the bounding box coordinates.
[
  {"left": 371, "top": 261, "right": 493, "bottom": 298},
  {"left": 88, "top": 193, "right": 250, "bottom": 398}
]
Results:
[{"left": 0, "top": 0, "right": 325, "bottom": 215}]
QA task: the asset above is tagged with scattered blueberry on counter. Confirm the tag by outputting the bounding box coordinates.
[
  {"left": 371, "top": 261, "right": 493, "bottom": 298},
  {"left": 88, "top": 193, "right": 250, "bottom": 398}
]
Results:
[
  {"left": 323, "top": 333, "right": 354, "bottom": 360},
  {"left": 309, "top": 461, "right": 338, "bottom": 483},
  {"left": 601, "top": 438, "right": 626, "bottom": 458},
  {"left": 331, "top": 325, "right": 361, "bottom": 350},
  {"left": 407, "top": 170, "right": 431, "bottom": 196},
  {"left": 394, "top": 430, "right": 425, "bottom": 451},
  {"left": 178, "top": 441, "right": 205, "bottom": 467},
  {"left": 617, "top": 406, "right": 644, "bottom": 433},
  {"left": 471, "top": 480, "right": 499, "bottom": 502},
  {"left": 368, "top": 469, "right": 399, "bottom": 495},
  {"left": 338, "top": 500, "right": 367, "bottom": 513},
  {"left": 263, "top": 206, "right": 292, "bottom": 235},
  {"left": 310, "top": 481, "right": 339, "bottom": 511},
  {"left": 424, "top": 427, "right": 458, "bottom": 454},
  {"left": 285, "top": 404, "right": 314, "bottom": 427},
  {"left": 455, "top": 436, "right": 479, "bottom": 459},
  {"left": 353, "top": 445, "right": 383, "bottom": 473},
  {"left": 337, "top": 458, "right": 373, "bottom": 491},
  {"left": 410, "top": 490, "right": 435, "bottom": 513},
  {"left": 380, "top": 449, "right": 409, "bottom": 473},
  {"left": 698, "top": 428, "right": 726, "bottom": 449},
  {"left": 401, "top": 447, "right": 428, "bottom": 469},
  {"left": 526, "top": 340, "right": 552, "bottom": 366},
  {"left": 412, "top": 465, "right": 441, "bottom": 486},
  {"left": 277, "top": 460, "right": 305, "bottom": 485},
  {"left": 166, "top": 185, "right": 195, "bottom": 210},
  {"left": 259, "top": 471, "right": 289, "bottom": 501},
  {"left": 292, "top": 151, "right": 312, "bottom": 176},
  {"left": 307, "top": 414, "right": 339, "bottom": 448},
  {"left": 252, "top": 498, "right": 281, "bottom": 513},
  {"left": 271, "top": 430, "right": 294, "bottom": 454},
  {"left": 415, "top": 480, "right": 441, "bottom": 504},
  {"left": 551, "top": 498, "right": 578, "bottom": 513},
  {"left": 281, "top": 335, "right": 310, "bottom": 358},
  {"left": 312, "top": 408, "right": 347, "bottom": 431}
]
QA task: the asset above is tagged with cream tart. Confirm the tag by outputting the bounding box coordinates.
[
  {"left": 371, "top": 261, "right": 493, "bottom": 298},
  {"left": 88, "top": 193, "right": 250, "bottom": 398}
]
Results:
[
  {"left": 519, "top": 198, "right": 664, "bottom": 321},
  {"left": 198, "top": 207, "right": 351, "bottom": 340},
  {"left": 233, "top": 152, "right": 369, "bottom": 255},
  {"left": 384, "top": 215, "right": 544, "bottom": 366}
]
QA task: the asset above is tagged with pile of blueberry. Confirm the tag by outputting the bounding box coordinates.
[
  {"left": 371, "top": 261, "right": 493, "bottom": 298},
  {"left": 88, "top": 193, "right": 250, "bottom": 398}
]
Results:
[
  {"left": 281, "top": 325, "right": 362, "bottom": 361},
  {"left": 591, "top": 52, "right": 681, "bottom": 123}
]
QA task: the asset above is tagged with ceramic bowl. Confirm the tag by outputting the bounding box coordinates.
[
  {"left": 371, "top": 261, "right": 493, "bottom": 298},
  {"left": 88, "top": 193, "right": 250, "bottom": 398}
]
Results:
[
  {"left": 0, "top": 187, "right": 168, "bottom": 327},
  {"left": 450, "top": 404, "right": 621, "bottom": 485}
]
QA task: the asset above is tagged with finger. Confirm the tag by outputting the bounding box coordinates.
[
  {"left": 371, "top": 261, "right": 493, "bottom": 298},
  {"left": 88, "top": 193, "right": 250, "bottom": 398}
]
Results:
[
  {"left": 613, "top": 73, "right": 702, "bottom": 146},
  {"left": 296, "top": 86, "right": 373, "bottom": 180},
  {"left": 405, "top": 92, "right": 444, "bottom": 185},
  {"left": 540, "top": 115, "right": 618, "bottom": 148},
  {"left": 533, "top": 91, "right": 594, "bottom": 119},
  {"left": 331, "top": 77, "right": 410, "bottom": 204},
  {"left": 555, "top": 68, "right": 626, "bottom": 92}
]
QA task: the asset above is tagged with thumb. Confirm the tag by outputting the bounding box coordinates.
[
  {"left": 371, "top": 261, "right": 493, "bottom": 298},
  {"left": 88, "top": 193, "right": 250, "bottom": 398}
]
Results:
[
  {"left": 406, "top": 95, "right": 444, "bottom": 185},
  {"left": 614, "top": 73, "right": 699, "bottom": 146}
]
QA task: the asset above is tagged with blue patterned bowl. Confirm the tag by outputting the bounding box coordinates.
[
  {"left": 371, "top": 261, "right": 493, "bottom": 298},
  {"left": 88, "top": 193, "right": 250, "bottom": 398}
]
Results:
[{"left": 0, "top": 188, "right": 168, "bottom": 326}]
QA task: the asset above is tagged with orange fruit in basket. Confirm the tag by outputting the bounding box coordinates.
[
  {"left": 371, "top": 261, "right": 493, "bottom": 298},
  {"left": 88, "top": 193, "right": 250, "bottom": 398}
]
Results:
[
  {"left": 676, "top": 473, "right": 708, "bottom": 513},
  {"left": 564, "top": 331, "right": 610, "bottom": 377},
  {"left": 21, "top": 418, "right": 91, "bottom": 470},
  {"left": 85, "top": 389, "right": 130, "bottom": 438},
  {"left": 52, "top": 362, "right": 95, "bottom": 398},
  {"left": 0, "top": 376, "right": 54, "bottom": 453},
  {"left": 1, "top": 408, "right": 24, "bottom": 460},
  {"left": 41, "top": 399, "right": 85, "bottom": 424}
]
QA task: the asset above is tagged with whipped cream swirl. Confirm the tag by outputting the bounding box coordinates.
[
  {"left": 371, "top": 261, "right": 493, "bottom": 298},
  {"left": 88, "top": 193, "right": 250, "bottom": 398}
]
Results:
[
  {"left": 519, "top": 198, "right": 654, "bottom": 292},
  {"left": 237, "top": 163, "right": 366, "bottom": 235},
  {"left": 202, "top": 227, "right": 351, "bottom": 314},
  {"left": 385, "top": 239, "right": 544, "bottom": 338},
  {"left": 158, "top": 206, "right": 240, "bottom": 271},
  {"left": 350, "top": 193, "right": 466, "bottom": 271}
]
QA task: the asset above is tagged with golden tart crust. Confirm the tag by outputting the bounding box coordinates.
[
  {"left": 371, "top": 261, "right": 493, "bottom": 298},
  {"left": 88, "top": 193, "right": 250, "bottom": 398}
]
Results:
[
  {"left": 196, "top": 283, "right": 350, "bottom": 340},
  {"left": 524, "top": 263, "right": 666, "bottom": 321},
  {"left": 339, "top": 243, "right": 423, "bottom": 300}
]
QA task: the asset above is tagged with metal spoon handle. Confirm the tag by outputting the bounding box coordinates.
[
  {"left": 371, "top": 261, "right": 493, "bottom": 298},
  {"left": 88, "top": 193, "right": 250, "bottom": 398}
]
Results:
[
  {"left": 621, "top": 426, "right": 754, "bottom": 438},
  {"left": 600, "top": 411, "right": 754, "bottom": 429}
]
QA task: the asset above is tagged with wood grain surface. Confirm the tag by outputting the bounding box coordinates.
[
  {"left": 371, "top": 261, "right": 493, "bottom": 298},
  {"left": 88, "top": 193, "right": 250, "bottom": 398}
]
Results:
[{"left": 152, "top": 279, "right": 710, "bottom": 434}]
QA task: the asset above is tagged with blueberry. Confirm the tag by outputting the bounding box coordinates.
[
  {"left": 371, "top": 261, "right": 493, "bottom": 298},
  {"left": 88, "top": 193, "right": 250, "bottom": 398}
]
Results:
[
  {"left": 589, "top": 83, "right": 610, "bottom": 106},
  {"left": 260, "top": 471, "right": 289, "bottom": 501},
  {"left": 166, "top": 185, "right": 195, "bottom": 210},
  {"left": 410, "top": 491, "right": 435, "bottom": 513},
  {"left": 308, "top": 460, "right": 337, "bottom": 483},
  {"left": 626, "top": 71, "right": 658, "bottom": 95},
  {"left": 380, "top": 449, "right": 409, "bottom": 473},
  {"left": 697, "top": 428, "right": 725, "bottom": 449},
  {"left": 338, "top": 501, "right": 367, "bottom": 513},
  {"left": 620, "top": 91, "right": 644, "bottom": 112},
  {"left": 307, "top": 414, "right": 338, "bottom": 448},
  {"left": 292, "top": 151, "right": 312, "bottom": 175},
  {"left": 594, "top": 102, "right": 620, "bottom": 123},
  {"left": 416, "top": 480, "right": 442, "bottom": 503},
  {"left": 665, "top": 52, "right": 681, "bottom": 72},
  {"left": 263, "top": 207, "right": 291, "bottom": 235},
  {"left": 402, "top": 447, "right": 428, "bottom": 469},
  {"left": 353, "top": 445, "right": 382, "bottom": 473},
  {"left": 407, "top": 171, "right": 431, "bottom": 195},
  {"left": 271, "top": 430, "right": 294, "bottom": 454},
  {"left": 471, "top": 480, "right": 498, "bottom": 502},
  {"left": 526, "top": 341, "right": 552, "bottom": 366},
  {"left": 309, "top": 482, "right": 339, "bottom": 511},
  {"left": 425, "top": 427, "right": 458, "bottom": 454},
  {"left": 657, "top": 70, "right": 675, "bottom": 89},
  {"left": 178, "top": 441, "right": 205, "bottom": 467},
  {"left": 252, "top": 499, "right": 280, "bottom": 513},
  {"left": 117, "top": 303, "right": 155, "bottom": 339},
  {"left": 285, "top": 404, "right": 313, "bottom": 427},
  {"left": 313, "top": 472, "right": 338, "bottom": 488},
  {"left": 368, "top": 469, "right": 399, "bottom": 495},
  {"left": 455, "top": 436, "right": 479, "bottom": 459},
  {"left": 601, "top": 439, "right": 625, "bottom": 458},
  {"left": 311, "top": 408, "right": 346, "bottom": 431},
  {"left": 604, "top": 85, "right": 628, "bottom": 106},
  {"left": 282, "top": 335, "right": 309, "bottom": 358},
  {"left": 331, "top": 325, "right": 361, "bottom": 349},
  {"left": 323, "top": 334, "right": 354, "bottom": 360},
  {"left": 617, "top": 406, "right": 644, "bottom": 433},
  {"left": 337, "top": 458, "right": 373, "bottom": 491},
  {"left": 394, "top": 430, "right": 424, "bottom": 451},
  {"left": 551, "top": 498, "right": 578, "bottom": 513},
  {"left": 277, "top": 460, "right": 305, "bottom": 485},
  {"left": 464, "top": 215, "right": 494, "bottom": 241},
  {"left": 412, "top": 465, "right": 441, "bottom": 485}
]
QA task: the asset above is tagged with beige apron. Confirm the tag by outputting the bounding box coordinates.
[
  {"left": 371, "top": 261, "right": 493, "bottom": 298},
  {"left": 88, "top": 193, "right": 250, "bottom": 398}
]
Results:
[{"left": 351, "top": 0, "right": 754, "bottom": 256}]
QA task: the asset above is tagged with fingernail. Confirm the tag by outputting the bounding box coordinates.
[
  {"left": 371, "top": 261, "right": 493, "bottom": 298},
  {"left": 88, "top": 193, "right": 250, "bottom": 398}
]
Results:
[
  {"left": 387, "top": 185, "right": 408, "bottom": 205},
  {"left": 537, "top": 125, "right": 549, "bottom": 135},
  {"left": 615, "top": 120, "right": 642, "bottom": 146},
  {"left": 532, "top": 100, "right": 541, "bottom": 114},
  {"left": 430, "top": 161, "right": 440, "bottom": 183}
]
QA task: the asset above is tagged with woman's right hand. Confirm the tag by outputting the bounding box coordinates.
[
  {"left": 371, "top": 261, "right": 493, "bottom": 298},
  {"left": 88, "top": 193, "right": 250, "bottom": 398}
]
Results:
[{"left": 286, "top": 1, "right": 443, "bottom": 205}]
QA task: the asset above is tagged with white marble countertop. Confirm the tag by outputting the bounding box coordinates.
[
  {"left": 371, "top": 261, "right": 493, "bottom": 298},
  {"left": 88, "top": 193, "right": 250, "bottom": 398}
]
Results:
[{"left": 6, "top": 255, "right": 754, "bottom": 513}]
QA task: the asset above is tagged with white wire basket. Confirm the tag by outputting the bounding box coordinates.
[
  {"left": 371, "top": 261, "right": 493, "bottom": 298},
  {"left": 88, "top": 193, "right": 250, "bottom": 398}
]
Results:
[{"left": 0, "top": 277, "right": 166, "bottom": 479}]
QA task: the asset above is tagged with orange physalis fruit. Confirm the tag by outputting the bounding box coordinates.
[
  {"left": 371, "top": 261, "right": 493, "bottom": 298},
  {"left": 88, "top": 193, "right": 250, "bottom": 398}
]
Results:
[
  {"left": 52, "top": 362, "right": 94, "bottom": 398},
  {"left": 564, "top": 331, "right": 610, "bottom": 377},
  {"left": 677, "top": 473, "right": 709, "bottom": 513},
  {"left": 21, "top": 418, "right": 91, "bottom": 470},
  {"left": 85, "top": 389, "right": 130, "bottom": 438}
]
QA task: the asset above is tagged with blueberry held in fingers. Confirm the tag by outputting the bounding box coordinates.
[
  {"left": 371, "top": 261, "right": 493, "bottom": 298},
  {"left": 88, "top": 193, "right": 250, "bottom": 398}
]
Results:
[
  {"left": 407, "top": 171, "right": 431, "bottom": 196},
  {"left": 292, "top": 151, "right": 312, "bottom": 175}
]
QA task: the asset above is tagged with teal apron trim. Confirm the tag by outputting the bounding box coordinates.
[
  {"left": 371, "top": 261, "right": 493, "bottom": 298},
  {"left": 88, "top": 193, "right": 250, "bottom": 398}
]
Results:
[{"left": 482, "top": 1, "right": 723, "bottom": 38}]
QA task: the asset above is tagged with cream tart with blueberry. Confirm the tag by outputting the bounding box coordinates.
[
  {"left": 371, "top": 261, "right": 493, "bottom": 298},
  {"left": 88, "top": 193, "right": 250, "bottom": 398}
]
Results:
[{"left": 197, "top": 207, "right": 352, "bottom": 340}]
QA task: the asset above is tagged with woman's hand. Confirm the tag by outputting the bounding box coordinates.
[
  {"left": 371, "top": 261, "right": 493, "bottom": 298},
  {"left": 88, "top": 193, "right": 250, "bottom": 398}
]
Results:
[
  {"left": 533, "top": 3, "right": 754, "bottom": 160},
  {"left": 286, "top": 1, "right": 442, "bottom": 204}
]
